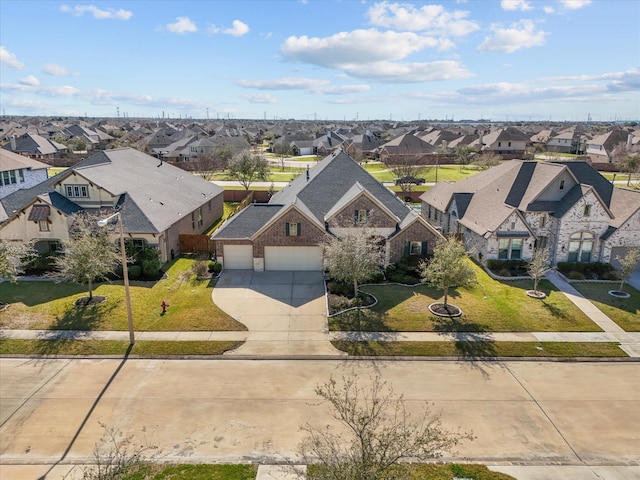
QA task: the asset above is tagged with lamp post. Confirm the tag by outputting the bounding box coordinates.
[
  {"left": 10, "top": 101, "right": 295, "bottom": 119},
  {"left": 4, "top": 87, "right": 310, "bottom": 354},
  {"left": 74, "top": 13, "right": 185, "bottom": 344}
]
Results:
[{"left": 97, "top": 212, "right": 134, "bottom": 345}]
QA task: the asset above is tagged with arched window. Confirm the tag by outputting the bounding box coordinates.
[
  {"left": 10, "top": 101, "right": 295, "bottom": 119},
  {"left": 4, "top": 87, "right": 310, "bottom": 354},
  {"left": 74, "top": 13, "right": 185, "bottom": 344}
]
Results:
[{"left": 568, "top": 232, "right": 594, "bottom": 262}]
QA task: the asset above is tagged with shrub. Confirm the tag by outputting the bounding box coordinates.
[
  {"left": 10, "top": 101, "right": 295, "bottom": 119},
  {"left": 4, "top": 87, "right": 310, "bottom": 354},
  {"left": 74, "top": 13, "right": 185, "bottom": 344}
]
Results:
[
  {"left": 192, "top": 260, "right": 209, "bottom": 277},
  {"left": 142, "top": 257, "right": 160, "bottom": 278},
  {"left": 487, "top": 259, "right": 528, "bottom": 276},
  {"left": 327, "top": 281, "right": 353, "bottom": 297},
  {"left": 567, "top": 271, "right": 585, "bottom": 280},
  {"left": 127, "top": 265, "right": 142, "bottom": 279},
  {"left": 498, "top": 268, "right": 511, "bottom": 277},
  {"left": 557, "top": 262, "right": 615, "bottom": 280}
]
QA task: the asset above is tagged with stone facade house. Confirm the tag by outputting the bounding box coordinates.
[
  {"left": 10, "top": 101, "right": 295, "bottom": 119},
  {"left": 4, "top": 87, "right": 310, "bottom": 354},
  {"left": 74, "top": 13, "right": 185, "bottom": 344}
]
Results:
[
  {"left": 0, "top": 149, "right": 49, "bottom": 199},
  {"left": 0, "top": 148, "right": 223, "bottom": 262},
  {"left": 420, "top": 160, "right": 640, "bottom": 266},
  {"left": 212, "top": 149, "right": 444, "bottom": 271}
]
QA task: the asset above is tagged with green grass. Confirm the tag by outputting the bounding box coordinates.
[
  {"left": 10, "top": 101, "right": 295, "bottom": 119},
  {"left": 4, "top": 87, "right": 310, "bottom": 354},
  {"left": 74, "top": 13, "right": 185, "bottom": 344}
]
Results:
[
  {"left": 331, "top": 341, "right": 627, "bottom": 358},
  {"left": 0, "top": 258, "right": 246, "bottom": 332},
  {"left": 572, "top": 282, "right": 640, "bottom": 331},
  {"left": 124, "top": 463, "right": 257, "bottom": 479},
  {"left": 0, "top": 339, "right": 243, "bottom": 356},
  {"left": 332, "top": 263, "right": 598, "bottom": 333},
  {"left": 308, "top": 463, "right": 516, "bottom": 479}
]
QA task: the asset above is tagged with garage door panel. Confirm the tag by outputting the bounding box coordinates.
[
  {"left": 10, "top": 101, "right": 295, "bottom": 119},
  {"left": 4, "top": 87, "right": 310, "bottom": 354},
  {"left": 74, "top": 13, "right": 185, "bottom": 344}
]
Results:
[
  {"left": 265, "top": 246, "right": 322, "bottom": 271},
  {"left": 223, "top": 245, "right": 253, "bottom": 270}
]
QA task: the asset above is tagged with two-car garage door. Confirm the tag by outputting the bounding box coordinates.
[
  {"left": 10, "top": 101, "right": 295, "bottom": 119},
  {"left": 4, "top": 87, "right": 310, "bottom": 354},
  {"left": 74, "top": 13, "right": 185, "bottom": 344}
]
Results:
[
  {"left": 223, "top": 245, "right": 323, "bottom": 271},
  {"left": 264, "top": 246, "right": 323, "bottom": 271}
]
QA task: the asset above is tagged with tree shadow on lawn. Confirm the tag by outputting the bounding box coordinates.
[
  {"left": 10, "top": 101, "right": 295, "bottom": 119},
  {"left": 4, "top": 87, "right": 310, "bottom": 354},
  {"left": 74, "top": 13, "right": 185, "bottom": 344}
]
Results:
[
  {"left": 330, "top": 308, "right": 393, "bottom": 332},
  {"left": 433, "top": 316, "right": 498, "bottom": 367},
  {"left": 51, "top": 300, "right": 117, "bottom": 331}
]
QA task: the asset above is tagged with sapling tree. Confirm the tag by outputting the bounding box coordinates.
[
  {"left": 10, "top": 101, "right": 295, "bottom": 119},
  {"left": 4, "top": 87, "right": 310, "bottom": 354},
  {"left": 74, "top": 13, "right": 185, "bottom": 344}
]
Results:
[
  {"left": 227, "top": 150, "right": 269, "bottom": 191},
  {"left": 615, "top": 247, "right": 640, "bottom": 294},
  {"left": 528, "top": 247, "right": 551, "bottom": 294},
  {"left": 419, "top": 237, "right": 476, "bottom": 309}
]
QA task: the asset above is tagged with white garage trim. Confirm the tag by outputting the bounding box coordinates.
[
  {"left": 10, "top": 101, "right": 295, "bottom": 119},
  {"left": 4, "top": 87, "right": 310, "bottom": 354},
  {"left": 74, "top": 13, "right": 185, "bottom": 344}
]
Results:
[
  {"left": 264, "top": 246, "right": 323, "bottom": 271},
  {"left": 222, "top": 245, "right": 253, "bottom": 270}
]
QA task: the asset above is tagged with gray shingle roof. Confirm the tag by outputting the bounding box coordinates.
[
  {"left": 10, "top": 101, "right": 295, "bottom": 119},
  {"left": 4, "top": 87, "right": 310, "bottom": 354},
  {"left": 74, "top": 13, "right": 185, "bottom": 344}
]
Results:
[{"left": 212, "top": 204, "right": 284, "bottom": 239}]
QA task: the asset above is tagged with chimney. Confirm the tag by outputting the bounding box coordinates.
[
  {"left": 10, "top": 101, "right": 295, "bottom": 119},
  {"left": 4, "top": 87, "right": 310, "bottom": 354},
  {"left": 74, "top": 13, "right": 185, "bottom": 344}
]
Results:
[
  {"left": 627, "top": 134, "right": 633, "bottom": 148},
  {"left": 10, "top": 135, "right": 16, "bottom": 151}
]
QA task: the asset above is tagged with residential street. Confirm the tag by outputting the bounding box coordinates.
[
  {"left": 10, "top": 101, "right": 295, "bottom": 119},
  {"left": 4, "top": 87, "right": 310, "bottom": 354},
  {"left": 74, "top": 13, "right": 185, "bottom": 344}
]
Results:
[{"left": 1, "top": 358, "right": 638, "bottom": 479}]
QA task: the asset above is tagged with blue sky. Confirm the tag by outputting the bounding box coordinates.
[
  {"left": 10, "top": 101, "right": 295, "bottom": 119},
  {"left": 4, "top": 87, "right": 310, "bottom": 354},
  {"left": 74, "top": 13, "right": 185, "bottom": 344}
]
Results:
[{"left": 1, "top": 0, "right": 638, "bottom": 121}]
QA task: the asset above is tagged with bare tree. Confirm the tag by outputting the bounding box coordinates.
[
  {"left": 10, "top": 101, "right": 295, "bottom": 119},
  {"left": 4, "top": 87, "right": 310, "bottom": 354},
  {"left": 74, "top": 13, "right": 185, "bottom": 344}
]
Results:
[
  {"left": 324, "top": 224, "right": 384, "bottom": 299},
  {"left": 473, "top": 152, "right": 501, "bottom": 170},
  {"left": 382, "top": 154, "right": 429, "bottom": 196},
  {"left": 297, "top": 373, "right": 473, "bottom": 480},
  {"left": 51, "top": 212, "right": 122, "bottom": 301},
  {"left": 272, "top": 141, "right": 292, "bottom": 171},
  {"left": 527, "top": 247, "right": 551, "bottom": 295},
  {"left": 419, "top": 237, "right": 476, "bottom": 310},
  {"left": 191, "top": 152, "right": 221, "bottom": 181},
  {"left": 615, "top": 247, "right": 640, "bottom": 294},
  {"left": 227, "top": 150, "right": 269, "bottom": 191}
]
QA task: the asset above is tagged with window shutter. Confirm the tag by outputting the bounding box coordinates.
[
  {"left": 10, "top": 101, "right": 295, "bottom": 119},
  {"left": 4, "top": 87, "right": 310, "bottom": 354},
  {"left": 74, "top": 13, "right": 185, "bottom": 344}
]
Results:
[
  {"left": 421, "top": 241, "right": 428, "bottom": 254},
  {"left": 404, "top": 241, "right": 410, "bottom": 255},
  {"left": 285, "top": 223, "right": 290, "bottom": 236},
  {"left": 354, "top": 210, "right": 359, "bottom": 222},
  {"left": 297, "top": 223, "right": 301, "bottom": 236}
]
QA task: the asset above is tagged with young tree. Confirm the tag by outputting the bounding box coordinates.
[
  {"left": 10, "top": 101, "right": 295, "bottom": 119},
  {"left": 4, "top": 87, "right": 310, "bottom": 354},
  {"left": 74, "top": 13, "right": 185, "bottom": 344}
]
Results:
[
  {"left": 382, "top": 154, "right": 429, "bottom": 197},
  {"left": 473, "top": 152, "right": 501, "bottom": 170},
  {"left": 298, "top": 373, "right": 473, "bottom": 480},
  {"left": 324, "top": 226, "right": 384, "bottom": 299},
  {"left": 618, "top": 153, "right": 640, "bottom": 187},
  {"left": 272, "top": 141, "right": 292, "bottom": 171},
  {"left": 191, "top": 152, "right": 223, "bottom": 181},
  {"left": 615, "top": 247, "right": 640, "bottom": 294},
  {"left": 527, "top": 247, "right": 551, "bottom": 295},
  {"left": 0, "top": 240, "right": 33, "bottom": 282},
  {"left": 227, "top": 150, "right": 269, "bottom": 191},
  {"left": 51, "top": 212, "right": 122, "bottom": 300},
  {"left": 454, "top": 145, "right": 475, "bottom": 171},
  {"left": 419, "top": 237, "right": 476, "bottom": 309}
]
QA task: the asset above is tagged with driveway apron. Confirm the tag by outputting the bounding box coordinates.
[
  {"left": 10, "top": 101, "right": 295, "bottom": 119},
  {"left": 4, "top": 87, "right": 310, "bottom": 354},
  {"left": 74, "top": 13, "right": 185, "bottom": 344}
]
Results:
[{"left": 212, "top": 271, "right": 345, "bottom": 356}]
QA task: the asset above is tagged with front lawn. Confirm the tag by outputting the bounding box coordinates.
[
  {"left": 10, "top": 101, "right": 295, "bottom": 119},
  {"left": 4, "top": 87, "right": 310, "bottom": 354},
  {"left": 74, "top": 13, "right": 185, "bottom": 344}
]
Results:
[
  {"left": 0, "top": 339, "right": 243, "bottom": 356},
  {"left": 0, "top": 258, "right": 245, "bottom": 332},
  {"left": 331, "top": 341, "right": 626, "bottom": 358},
  {"left": 330, "top": 263, "right": 598, "bottom": 332},
  {"left": 572, "top": 282, "right": 640, "bottom": 331}
]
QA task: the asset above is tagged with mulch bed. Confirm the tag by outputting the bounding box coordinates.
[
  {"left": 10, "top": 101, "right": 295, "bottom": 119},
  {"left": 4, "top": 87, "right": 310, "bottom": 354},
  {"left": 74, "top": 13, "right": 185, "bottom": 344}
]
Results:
[
  {"left": 73, "top": 296, "right": 107, "bottom": 307},
  {"left": 428, "top": 302, "right": 463, "bottom": 317}
]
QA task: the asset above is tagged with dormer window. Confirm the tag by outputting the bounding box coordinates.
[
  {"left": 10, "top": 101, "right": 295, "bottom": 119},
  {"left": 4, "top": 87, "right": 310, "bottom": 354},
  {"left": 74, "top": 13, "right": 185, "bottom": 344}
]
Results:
[
  {"left": 559, "top": 179, "right": 565, "bottom": 190},
  {"left": 66, "top": 184, "right": 88, "bottom": 198}
]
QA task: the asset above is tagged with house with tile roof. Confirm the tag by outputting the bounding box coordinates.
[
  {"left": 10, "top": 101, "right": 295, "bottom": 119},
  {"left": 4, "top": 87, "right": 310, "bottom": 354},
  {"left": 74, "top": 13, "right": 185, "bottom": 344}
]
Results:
[
  {"left": 212, "top": 149, "right": 444, "bottom": 271},
  {"left": 0, "top": 149, "right": 49, "bottom": 199},
  {"left": 0, "top": 147, "right": 223, "bottom": 262},
  {"left": 420, "top": 160, "right": 640, "bottom": 266}
]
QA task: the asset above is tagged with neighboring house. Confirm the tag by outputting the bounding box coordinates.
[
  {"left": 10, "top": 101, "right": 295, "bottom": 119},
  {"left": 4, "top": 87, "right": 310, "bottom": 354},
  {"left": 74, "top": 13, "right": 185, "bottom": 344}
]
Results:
[
  {"left": 0, "top": 147, "right": 224, "bottom": 262},
  {"left": 313, "top": 131, "right": 347, "bottom": 156},
  {"left": 420, "top": 160, "right": 640, "bottom": 266},
  {"left": 586, "top": 129, "right": 632, "bottom": 163},
  {"left": 546, "top": 128, "right": 586, "bottom": 154},
  {"left": 377, "top": 133, "right": 437, "bottom": 164},
  {"left": 212, "top": 149, "right": 444, "bottom": 271},
  {"left": 2, "top": 132, "right": 67, "bottom": 159},
  {"left": 0, "top": 149, "right": 49, "bottom": 199},
  {"left": 479, "top": 127, "right": 530, "bottom": 155}
]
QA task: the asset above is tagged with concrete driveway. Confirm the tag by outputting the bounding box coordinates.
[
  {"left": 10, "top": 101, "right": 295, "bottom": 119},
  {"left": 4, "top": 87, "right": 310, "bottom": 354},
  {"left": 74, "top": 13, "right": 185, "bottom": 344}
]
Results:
[{"left": 212, "top": 270, "right": 345, "bottom": 357}]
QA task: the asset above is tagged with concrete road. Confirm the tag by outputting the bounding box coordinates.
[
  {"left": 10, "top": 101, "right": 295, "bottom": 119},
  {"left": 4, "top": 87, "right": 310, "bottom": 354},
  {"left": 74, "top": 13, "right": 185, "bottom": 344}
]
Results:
[{"left": 1, "top": 359, "right": 638, "bottom": 479}]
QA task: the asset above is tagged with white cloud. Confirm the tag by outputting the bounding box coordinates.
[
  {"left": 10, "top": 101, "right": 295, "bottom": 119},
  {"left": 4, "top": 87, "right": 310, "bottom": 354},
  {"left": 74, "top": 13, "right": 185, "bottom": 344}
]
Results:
[
  {"left": 0, "top": 46, "right": 25, "bottom": 69},
  {"left": 236, "top": 77, "right": 371, "bottom": 95},
  {"left": 501, "top": 0, "right": 533, "bottom": 11},
  {"left": 558, "top": 0, "right": 591, "bottom": 9},
  {"left": 166, "top": 17, "right": 197, "bottom": 34},
  {"left": 340, "top": 60, "right": 472, "bottom": 83},
  {"left": 367, "top": 2, "right": 479, "bottom": 37},
  {"left": 19, "top": 75, "right": 39, "bottom": 86},
  {"left": 42, "top": 63, "right": 70, "bottom": 76},
  {"left": 224, "top": 20, "right": 249, "bottom": 37},
  {"left": 242, "top": 93, "right": 277, "bottom": 104},
  {"left": 543, "top": 6, "right": 555, "bottom": 13},
  {"left": 282, "top": 29, "right": 451, "bottom": 69},
  {"left": 478, "top": 20, "right": 547, "bottom": 53},
  {"left": 59, "top": 4, "right": 132, "bottom": 20}
]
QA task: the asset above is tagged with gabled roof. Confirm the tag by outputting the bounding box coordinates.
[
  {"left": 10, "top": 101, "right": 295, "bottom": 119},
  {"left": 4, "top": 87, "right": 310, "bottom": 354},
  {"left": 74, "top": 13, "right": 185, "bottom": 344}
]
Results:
[
  {"left": 324, "top": 182, "right": 400, "bottom": 224},
  {"left": 211, "top": 204, "right": 284, "bottom": 239},
  {"left": 0, "top": 149, "right": 49, "bottom": 171}
]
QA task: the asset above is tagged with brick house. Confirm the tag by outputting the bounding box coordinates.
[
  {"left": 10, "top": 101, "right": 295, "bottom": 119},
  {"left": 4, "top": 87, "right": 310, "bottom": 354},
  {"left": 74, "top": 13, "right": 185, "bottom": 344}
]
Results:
[
  {"left": 420, "top": 160, "right": 640, "bottom": 266},
  {"left": 212, "top": 149, "right": 444, "bottom": 271},
  {"left": 0, "top": 148, "right": 223, "bottom": 262}
]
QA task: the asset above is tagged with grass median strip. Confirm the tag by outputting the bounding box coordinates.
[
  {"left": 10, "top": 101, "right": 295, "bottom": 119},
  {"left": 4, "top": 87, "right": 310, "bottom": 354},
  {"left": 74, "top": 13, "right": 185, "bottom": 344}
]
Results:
[
  {"left": 331, "top": 341, "right": 627, "bottom": 357},
  {"left": 0, "top": 339, "right": 243, "bottom": 356},
  {"left": 571, "top": 282, "right": 640, "bottom": 331}
]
